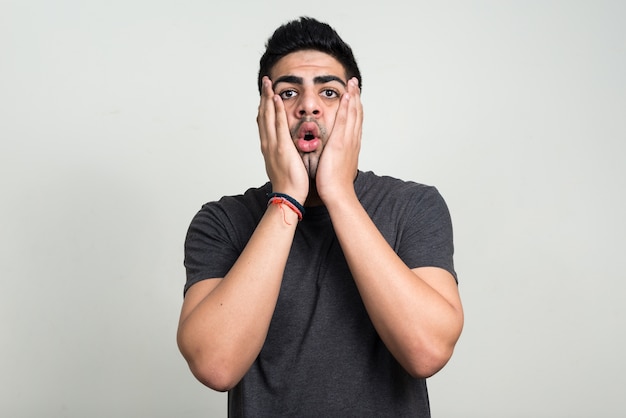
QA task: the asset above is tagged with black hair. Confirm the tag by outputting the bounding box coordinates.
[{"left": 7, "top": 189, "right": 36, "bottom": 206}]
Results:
[{"left": 257, "top": 17, "right": 362, "bottom": 94}]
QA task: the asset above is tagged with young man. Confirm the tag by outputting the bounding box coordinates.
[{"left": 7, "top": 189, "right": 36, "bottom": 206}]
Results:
[{"left": 178, "top": 17, "right": 463, "bottom": 417}]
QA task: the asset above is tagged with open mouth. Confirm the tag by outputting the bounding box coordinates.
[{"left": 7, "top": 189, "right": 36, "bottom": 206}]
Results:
[
  {"left": 296, "top": 123, "right": 321, "bottom": 153},
  {"left": 298, "top": 121, "right": 320, "bottom": 141}
]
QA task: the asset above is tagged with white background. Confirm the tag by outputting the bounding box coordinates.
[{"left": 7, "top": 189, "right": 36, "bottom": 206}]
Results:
[{"left": 1, "top": 1, "right": 625, "bottom": 417}]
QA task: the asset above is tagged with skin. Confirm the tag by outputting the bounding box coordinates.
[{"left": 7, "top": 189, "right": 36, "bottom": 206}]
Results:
[{"left": 177, "top": 50, "right": 464, "bottom": 392}]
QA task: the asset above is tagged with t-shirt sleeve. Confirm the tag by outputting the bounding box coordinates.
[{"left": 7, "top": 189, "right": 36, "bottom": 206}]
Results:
[
  {"left": 396, "top": 185, "right": 457, "bottom": 282},
  {"left": 183, "top": 202, "right": 247, "bottom": 295}
]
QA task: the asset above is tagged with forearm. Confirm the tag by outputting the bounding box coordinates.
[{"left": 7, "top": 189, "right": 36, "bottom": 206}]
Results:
[
  {"left": 326, "top": 195, "right": 464, "bottom": 377},
  {"left": 177, "top": 204, "right": 298, "bottom": 390}
]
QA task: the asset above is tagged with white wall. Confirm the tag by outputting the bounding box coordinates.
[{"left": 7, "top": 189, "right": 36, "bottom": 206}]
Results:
[{"left": 1, "top": 1, "right": 624, "bottom": 417}]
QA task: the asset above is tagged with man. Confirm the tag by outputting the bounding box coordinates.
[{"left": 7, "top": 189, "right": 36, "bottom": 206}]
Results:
[{"left": 178, "top": 17, "right": 463, "bottom": 417}]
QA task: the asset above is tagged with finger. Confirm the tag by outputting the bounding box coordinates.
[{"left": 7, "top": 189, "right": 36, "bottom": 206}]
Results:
[
  {"left": 329, "top": 89, "right": 351, "bottom": 141},
  {"left": 347, "top": 78, "right": 363, "bottom": 141},
  {"left": 257, "top": 76, "right": 273, "bottom": 118},
  {"left": 258, "top": 76, "right": 276, "bottom": 123},
  {"left": 258, "top": 77, "right": 278, "bottom": 152},
  {"left": 272, "top": 94, "right": 291, "bottom": 147}
]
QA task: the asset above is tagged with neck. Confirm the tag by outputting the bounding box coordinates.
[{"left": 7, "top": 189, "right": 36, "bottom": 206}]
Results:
[
  {"left": 304, "top": 170, "right": 360, "bottom": 207},
  {"left": 304, "top": 181, "right": 323, "bottom": 207}
]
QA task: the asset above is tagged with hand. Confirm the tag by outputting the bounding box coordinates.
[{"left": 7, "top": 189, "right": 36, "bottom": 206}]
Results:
[
  {"left": 316, "top": 77, "right": 363, "bottom": 203},
  {"left": 257, "top": 76, "right": 309, "bottom": 204}
]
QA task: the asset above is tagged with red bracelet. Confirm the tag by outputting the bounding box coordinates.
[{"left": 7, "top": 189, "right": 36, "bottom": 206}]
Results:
[{"left": 268, "top": 196, "right": 303, "bottom": 222}]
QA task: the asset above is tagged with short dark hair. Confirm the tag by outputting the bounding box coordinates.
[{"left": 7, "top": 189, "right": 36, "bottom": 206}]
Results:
[{"left": 257, "top": 17, "right": 362, "bottom": 94}]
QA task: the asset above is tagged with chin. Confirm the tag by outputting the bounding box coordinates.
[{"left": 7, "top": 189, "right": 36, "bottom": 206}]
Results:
[{"left": 301, "top": 155, "right": 319, "bottom": 180}]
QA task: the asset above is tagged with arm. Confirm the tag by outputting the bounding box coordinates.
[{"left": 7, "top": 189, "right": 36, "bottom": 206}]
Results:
[
  {"left": 177, "top": 204, "right": 297, "bottom": 391},
  {"left": 327, "top": 197, "right": 463, "bottom": 378},
  {"left": 177, "top": 77, "right": 308, "bottom": 391},
  {"left": 316, "top": 78, "right": 464, "bottom": 377}
]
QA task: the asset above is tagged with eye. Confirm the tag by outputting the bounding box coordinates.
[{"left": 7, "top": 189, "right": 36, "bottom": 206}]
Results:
[
  {"left": 321, "top": 89, "right": 339, "bottom": 99},
  {"left": 278, "top": 89, "right": 298, "bottom": 100}
]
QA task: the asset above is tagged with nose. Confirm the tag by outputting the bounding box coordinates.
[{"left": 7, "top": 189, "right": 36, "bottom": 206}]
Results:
[{"left": 296, "top": 90, "right": 321, "bottom": 118}]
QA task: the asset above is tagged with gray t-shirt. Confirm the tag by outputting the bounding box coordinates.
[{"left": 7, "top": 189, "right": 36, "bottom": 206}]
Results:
[{"left": 184, "top": 170, "right": 456, "bottom": 417}]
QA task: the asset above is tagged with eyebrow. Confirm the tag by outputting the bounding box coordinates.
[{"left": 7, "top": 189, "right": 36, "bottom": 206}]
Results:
[{"left": 273, "top": 74, "right": 347, "bottom": 87}]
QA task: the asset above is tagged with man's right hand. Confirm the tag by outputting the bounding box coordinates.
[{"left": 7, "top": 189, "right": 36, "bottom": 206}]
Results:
[{"left": 257, "top": 76, "right": 309, "bottom": 204}]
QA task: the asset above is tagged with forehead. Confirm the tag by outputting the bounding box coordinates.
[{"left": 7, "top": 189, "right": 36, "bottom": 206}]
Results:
[{"left": 270, "top": 50, "right": 346, "bottom": 80}]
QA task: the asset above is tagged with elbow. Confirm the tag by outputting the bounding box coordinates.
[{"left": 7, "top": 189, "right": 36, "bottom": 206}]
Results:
[
  {"left": 404, "top": 345, "right": 455, "bottom": 379},
  {"left": 177, "top": 334, "right": 242, "bottom": 392},
  {"left": 187, "top": 358, "right": 240, "bottom": 392},
  {"left": 400, "top": 331, "right": 461, "bottom": 379},
  {"left": 406, "top": 312, "right": 464, "bottom": 378}
]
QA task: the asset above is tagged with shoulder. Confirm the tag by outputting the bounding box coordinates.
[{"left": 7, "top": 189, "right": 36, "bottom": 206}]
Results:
[
  {"left": 357, "top": 172, "right": 456, "bottom": 279},
  {"left": 193, "top": 183, "right": 271, "bottom": 223},
  {"left": 355, "top": 170, "right": 447, "bottom": 210},
  {"left": 186, "top": 182, "right": 271, "bottom": 245}
]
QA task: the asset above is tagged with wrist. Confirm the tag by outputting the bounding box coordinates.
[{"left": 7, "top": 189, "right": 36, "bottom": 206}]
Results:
[
  {"left": 327, "top": 197, "right": 360, "bottom": 215},
  {"left": 268, "top": 187, "right": 307, "bottom": 207},
  {"left": 317, "top": 170, "right": 359, "bottom": 206},
  {"left": 267, "top": 192, "right": 306, "bottom": 222},
  {"left": 266, "top": 200, "right": 301, "bottom": 225}
]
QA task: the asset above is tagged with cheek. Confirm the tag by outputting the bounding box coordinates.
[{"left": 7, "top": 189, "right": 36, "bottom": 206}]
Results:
[
  {"left": 282, "top": 103, "right": 298, "bottom": 124},
  {"left": 323, "top": 114, "right": 337, "bottom": 134},
  {"left": 324, "top": 103, "right": 340, "bottom": 123},
  {"left": 286, "top": 116, "right": 300, "bottom": 138}
]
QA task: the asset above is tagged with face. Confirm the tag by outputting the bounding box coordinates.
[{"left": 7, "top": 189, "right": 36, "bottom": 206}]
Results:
[{"left": 269, "top": 50, "right": 348, "bottom": 179}]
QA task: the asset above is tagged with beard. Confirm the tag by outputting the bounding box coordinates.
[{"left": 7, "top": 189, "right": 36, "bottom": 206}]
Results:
[{"left": 301, "top": 153, "right": 320, "bottom": 180}]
